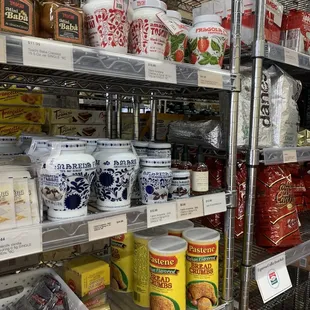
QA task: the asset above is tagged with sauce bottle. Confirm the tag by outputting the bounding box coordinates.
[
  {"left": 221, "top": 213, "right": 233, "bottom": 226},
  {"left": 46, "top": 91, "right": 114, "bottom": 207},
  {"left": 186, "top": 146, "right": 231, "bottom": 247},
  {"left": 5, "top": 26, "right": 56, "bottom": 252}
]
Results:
[
  {"left": 191, "top": 145, "right": 209, "bottom": 195},
  {"left": 171, "top": 144, "right": 180, "bottom": 169},
  {"left": 179, "top": 145, "right": 192, "bottom": 171}
]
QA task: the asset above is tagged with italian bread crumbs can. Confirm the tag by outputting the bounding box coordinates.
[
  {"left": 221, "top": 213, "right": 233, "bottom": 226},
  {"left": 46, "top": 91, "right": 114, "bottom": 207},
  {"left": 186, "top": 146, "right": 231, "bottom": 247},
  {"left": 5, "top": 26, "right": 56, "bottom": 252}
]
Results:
[
  {"left": 148, "top": 235, "right": 187, "bottom": 310},
  {"left": 182, "top": 227, "right": 220, "bottom": 309},
  {"left": 165, "top": 220, "right": 194, "bottom": 237},
  {"left": 111, "top": 232, "right": 134, "bottom": 293},
  {"left": 133, "top": 227, "right": 168, "bottom": 308}
]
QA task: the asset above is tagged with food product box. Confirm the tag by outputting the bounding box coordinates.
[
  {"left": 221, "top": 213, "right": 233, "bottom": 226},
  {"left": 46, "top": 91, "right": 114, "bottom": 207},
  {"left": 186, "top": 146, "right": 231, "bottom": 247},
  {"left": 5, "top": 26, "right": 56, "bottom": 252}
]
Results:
[
  {"left": 0, "top": 106, "right": 45, "bottom": 124},
  {"left": 47, "top": 108, "right": 106, "bottom": 124},
  {"left": 0, "top": 124, "right": 42, "bottom": 136},
  {"left": 64, "top": 255, "right": 110, "bottom": 298},
  {"left": 49, "top": 124, "right": 106, "bottom": 137},
  {"left": 0, "top": 87, "right": 43, "bottom": 106}
]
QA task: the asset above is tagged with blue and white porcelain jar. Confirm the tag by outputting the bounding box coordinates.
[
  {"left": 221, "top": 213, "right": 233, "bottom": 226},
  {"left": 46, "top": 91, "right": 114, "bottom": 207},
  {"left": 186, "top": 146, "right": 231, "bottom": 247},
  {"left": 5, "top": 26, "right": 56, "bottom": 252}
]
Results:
[
  {"left": 132, "top": 141, "right": 149, "bottom": 156},
  {"left": 80, "top": 138, "right": 98, "bottom": 154},
  {"left": 139, "top": 157, "right": 172, "bottom": 204},
  {"left": 147, "top": 142, "right": 171, "bottom": 158},
  {"left": 40, "top": 141, "right": 96, "bottom": 221},
  {"left": 94, "top": 140, "right": 139, "bottom": 211}
]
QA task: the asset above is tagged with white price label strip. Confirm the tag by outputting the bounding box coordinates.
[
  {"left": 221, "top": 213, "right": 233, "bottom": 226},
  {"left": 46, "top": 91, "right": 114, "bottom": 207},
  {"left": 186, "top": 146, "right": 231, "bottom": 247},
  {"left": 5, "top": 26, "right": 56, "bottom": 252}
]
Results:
[
  {"left": 176, "top": 197, "right": 204, "bottom": 220},
  {"left": 22, "top": 37, "right": 73, "bottom": 71},
  {"left": 0, "top": 226, "right": 42, "bottom": 262},
  {"left": 284, "top": 49, "right": 299, "bottom": 67},
  {"left": 198, "top": 70, "right": 223, "bottom": 89},
  {"left": 145, "top": 62, "right": 177, "bottom": 84},
  {"left": 0, "top": 36, "right": 6, "bottom": 64},
  {"left": 255, "top": 253, "right": 292, "bottom": 303},
  {"left": 283, "top": 150, "right": 297, "bottom": 163},
  {"left": 203, "top": 192, "right": 226, "bottom": 215},
  {"left": 147, "top": 202, "right": 177, "bottom": 228},
  {"left": 88, "top": 214, "right": 127, "bottom": 241}
]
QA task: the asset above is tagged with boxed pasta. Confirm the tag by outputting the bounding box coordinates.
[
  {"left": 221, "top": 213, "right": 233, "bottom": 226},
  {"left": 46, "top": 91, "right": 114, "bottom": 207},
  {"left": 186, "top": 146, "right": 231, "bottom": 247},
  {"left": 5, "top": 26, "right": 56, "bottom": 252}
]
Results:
[
  {"left": 0, "top": 124, "right": 42, "bottom": 136},
  {"left": 47, "top": 108, "right": 106, "bottom": 124},
  {"left": 49, "top": 124, "right": 106, "bottom": 137},
  {"left": 0, "top": 106, "right": 45, "bottom": 124},
  {"left": 0, "top": 86, "right": 43, "bottom": 106}
]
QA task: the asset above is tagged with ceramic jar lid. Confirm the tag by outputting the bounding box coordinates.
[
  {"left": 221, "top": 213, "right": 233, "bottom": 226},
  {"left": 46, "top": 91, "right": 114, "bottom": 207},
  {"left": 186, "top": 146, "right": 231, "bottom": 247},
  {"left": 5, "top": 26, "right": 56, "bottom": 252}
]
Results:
[
  {"left": 148, "top": 142, "right": 171, "bottom": 149},
  {"left": 47, "top": 140, "right": 87, "bottom": 150},
  {"left": 0, "top": 136, "right": 17, "bottom": 143},
  {"left": 132, "top": 0, "right": 167, "bottom": 11},
  {"left": 140, "top": 157, "right": 171, "bottom": 167},
  {"left": 132, "top": 141, "right": 149, "bottom": 147},
  {"left": 194, "top": 14, "right": 221, "bottom": 25},
  {"left": 172, "top": 170, "right": 190, "bottom": 178},
  {"left": 80, "top": 138, "right": 98, "bottom": 145},
  {"left": 97, "top": 139, "right": 131, "bottom": 148}
]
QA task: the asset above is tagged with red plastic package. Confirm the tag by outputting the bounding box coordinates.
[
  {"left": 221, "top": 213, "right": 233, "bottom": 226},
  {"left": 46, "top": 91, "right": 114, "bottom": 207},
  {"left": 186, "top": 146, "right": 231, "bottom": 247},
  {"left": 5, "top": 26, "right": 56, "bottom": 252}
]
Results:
[
  {"left": 235, "top": 161, "right": 247, "bottom": 238},
  {"left": 255, "top": 165, "right": 301, "bottom": 248},
  {"left": 201, "top": 213, "right": 224, "bottom": 230},
  {"left": 205, "top": 158, "right": 225, "bottom": 189}
]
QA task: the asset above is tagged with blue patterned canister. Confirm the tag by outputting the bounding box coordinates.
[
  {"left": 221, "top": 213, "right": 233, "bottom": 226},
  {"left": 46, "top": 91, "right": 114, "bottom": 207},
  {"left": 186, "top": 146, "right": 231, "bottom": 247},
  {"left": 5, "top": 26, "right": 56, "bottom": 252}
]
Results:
[
  {"left": 40, "top": 141, "right": 96, "bottom": 221},
  {"left": 94, "top": 140, "right": 139, "bottom": 211},
  {"left": 139, "top": 157, "right": 172, "bottom": 205},
  {"left": 147, "top": 142, "right": 171, "bottom": 158}
]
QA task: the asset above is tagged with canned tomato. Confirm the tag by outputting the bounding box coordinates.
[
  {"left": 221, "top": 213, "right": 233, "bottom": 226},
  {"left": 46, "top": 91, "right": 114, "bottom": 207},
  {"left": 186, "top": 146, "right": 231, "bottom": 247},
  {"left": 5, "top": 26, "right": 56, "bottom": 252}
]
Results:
[
  {"left": 149, "top": 235, "right": 187, "bottom": 310},
  {"left": 111, "top": 232, "right": 134, "bottom": 293},
  {"left": 183, "top": 227, "right": 220, "bottom": 309}
]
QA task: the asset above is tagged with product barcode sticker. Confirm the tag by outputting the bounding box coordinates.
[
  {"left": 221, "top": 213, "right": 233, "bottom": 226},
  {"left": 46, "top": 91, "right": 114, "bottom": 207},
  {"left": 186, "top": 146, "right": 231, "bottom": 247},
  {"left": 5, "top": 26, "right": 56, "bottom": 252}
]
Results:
[
  {"left": 198, "top": 70, "right": 223, "bottom": 89},
  {"left": 88, "top": 214, "right": 127, "bottom": 241},
  {"left": 255, "top": 253, "right": 292, "bottom": 303},
  {"left": 0, "top": 225, "right": 42, "bottom": 262},
  {"left": 22, "top": 37, "right": 74, "bottom": 71},
  {"left": 0, "top": 36, "right": 6, "bottom": 64},
  {"left": 203, "top": 192, "right": 227, "bottom": 215},
  {"left": 145, "top": 62, "right": 177, "bottom": 84},
  {"left": 283, "top": 150, "right": 297, "bottom": 163},
  {"left": 156, "top": 12, "right": 182, "bottom": 35},
  {"left": 176, "top": 197, "right": 204, "bottom": 220},
  {"left": 284, "top": 49, "right": 299, "bottom": 67},
  {"left": 147, "top": 202, "right": 177, "bottom": 228}
]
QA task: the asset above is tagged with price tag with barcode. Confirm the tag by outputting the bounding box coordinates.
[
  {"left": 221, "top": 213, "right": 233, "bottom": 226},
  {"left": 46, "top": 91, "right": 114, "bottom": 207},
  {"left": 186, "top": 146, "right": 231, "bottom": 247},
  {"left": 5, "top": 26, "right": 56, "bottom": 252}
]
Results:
[
  {"left": 198, "top": 70, "right": 223, "bottom": 89},
  {"left": 176, "top": 197, "right": 204, "bottom": 220},
  {"left": 22, "top": 37, "right": 73, "bottom": 71},
  {"left": 283, "top": 150, "right": 297, "bottom": 163},
  {"left": 145, "top": 62, "right": 177, "bottom": 84},
  {"left": 203, "top": 192, "right": 226, "bottom": 215},
  {"left": 284, "top": 49, "right": 299, "bottom": 67},
  {"left": 0, "top": 36, "right": 6, "bottom": 64},
  {"left": 147, "top": 202, "right": 177, "bottom": 228},
  {"left": 88, "top": 214, "right": 127, "bottom": 241}
]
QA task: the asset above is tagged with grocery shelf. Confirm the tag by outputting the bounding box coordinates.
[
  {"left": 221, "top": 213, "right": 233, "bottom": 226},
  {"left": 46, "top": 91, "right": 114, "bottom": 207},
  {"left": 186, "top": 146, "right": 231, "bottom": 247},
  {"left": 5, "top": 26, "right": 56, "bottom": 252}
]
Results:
[
  {"left": 0, "top": 34, "right": 237, "bottom": 96},
  {"left": 263, "top": 147, "right": 310, "bottom": 165}
]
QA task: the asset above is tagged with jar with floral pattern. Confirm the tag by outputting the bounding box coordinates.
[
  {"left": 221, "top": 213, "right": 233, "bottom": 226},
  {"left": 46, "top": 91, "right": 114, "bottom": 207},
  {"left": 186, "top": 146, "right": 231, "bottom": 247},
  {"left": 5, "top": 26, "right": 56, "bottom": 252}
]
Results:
[
  {"left": 94, "top": 140, "right": 139, "bottom": 210},
  {"left": 139, "top": 157, "right": 172, "bottom": 204},
  {"left": 83, "top": 0, "right": 129, "bottom": 53},
  {"left": 40, "top": 141, "right": 96, "bottom": 221}
]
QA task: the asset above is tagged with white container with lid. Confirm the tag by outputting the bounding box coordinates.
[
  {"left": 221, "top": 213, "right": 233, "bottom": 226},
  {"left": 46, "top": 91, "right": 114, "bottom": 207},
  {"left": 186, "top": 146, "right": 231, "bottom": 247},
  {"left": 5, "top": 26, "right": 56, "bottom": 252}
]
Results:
[
  {"left": 147, "top": 142, "right": 171, "bottom": 158},
  {"left": 139, "top": 157, "right": 172, "bottom": 204},
  {"left": 130, "top": 0, "right": 168, "bottom": 60},
  {"left": 40, "top": 140, "right": 96, "bottom": 221},
  {"left": 182, "top": 226, "right": 220, "bottom": 242},
  {"left": 0, "top": 136, "right": 23, "bottom": 156},
  {"left": 188, "top": 14, "right": 228, "bottom": 69},
  {"left": 26, "top": 138, "right": 50, "bottom": 163},
  {"left": 94, "top": 139, "right": 139, "bottom": 210},
  {"left": 132, "top": 140, "right": 149, "bottom": 156},
  {"left": 80, "top": 138, "right": 98, "bottom": 154},
  {"left": 83, "top": 0, "right": 128, "bottom": 53},
  {"left": 164, "top": 10, "right": 189, "bottom": 62},
  {"left": 168, "top": 170, "right": 190, "bottom": 200},
  {"left": 165, "top": 220, "right": 194, "bottom": 237}
]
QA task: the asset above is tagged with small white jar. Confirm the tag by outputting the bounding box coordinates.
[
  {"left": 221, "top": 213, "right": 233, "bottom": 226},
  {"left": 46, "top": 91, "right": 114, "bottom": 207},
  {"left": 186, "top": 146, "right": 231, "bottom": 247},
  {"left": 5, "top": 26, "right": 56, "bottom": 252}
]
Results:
[
  {"left": 0, "top": 136, "right": 22, "bottom": 156},
  {"left": 139, "top": 157, "right": 172, "bottom": 204},
  {"left": 130, "top": 0, "right": 168, "bottom": 60},
  {"left": 132, "top": 140, "right": 149, "bottom": 156},
  {"left": 80, "top": 138, "right": 98, "bottom": 154},
  {"left": 83, "top": 0, "right": 128, "bottom": 53},
  {"left": 168, "top": 170, "right": 190, "bottom": 200},
  {"left": 147, "top": 142, "right": 171, "bottom": 158},
  {"left": 94, "top": 139, "right": 139, "bottom": 210},
  {"left": 40, "top": 141, "right": 96, "bottom": 221},
  {"left": 188, "top": 15, "right": 228, "bottom": 69}
]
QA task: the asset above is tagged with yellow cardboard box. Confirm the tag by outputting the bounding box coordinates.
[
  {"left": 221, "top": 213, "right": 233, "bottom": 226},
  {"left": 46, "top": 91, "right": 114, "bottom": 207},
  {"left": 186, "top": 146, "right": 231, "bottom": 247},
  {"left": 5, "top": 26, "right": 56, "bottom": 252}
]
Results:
[
  {"left": 64, "top": 255, "right": 110, "bottom": 298},
  {"left": 0, "top": 106, "right": 45, "bottom": 124},
  {"left": 0, "top": 86, "right": 43, "bottom": 106},
  {"left": 0, "top": 124, "right": 42, "bottom": 136},
  {"left": 49, "top": 124, "right": 106, "bottom": 137}
]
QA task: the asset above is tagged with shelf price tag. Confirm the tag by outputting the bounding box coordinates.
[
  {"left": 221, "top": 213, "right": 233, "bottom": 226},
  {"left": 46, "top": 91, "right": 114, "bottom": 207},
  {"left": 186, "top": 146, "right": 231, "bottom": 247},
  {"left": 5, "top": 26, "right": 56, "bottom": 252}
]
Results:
[
  {"left": 145, "top": 62, "right": 177, "bottom": 84},
  {"left": 147, "top": 202, "right": 177, "bottom": 228},
  {"left": 203, "top": 192, "right": 226, "bottom": 215},
  {"left": 88, "top": 214, "right": 127, "bottom": 241},
  {"left": 255, "top": 253, "right": 292, "bottom": 303},
  {"left": 284, "top": 49, "right": 299, "bottom": 67},
  {"left": 198, "top": 70, "right": 223, "bottom": 89},
  {"left": 283, "top": 149, "right": 297, "bottom": 163},
  {"left": 0, "top": 225, "right": 42, "bottom": 262},
  {"left": 176, "top": 197, "right": 204, "bottom": 220},
  {"left": 22, "top": 37, "right": 74, "bottom": 71},
  {"left": 0, "top": 36, "right": 6, "bottom": 64}
]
